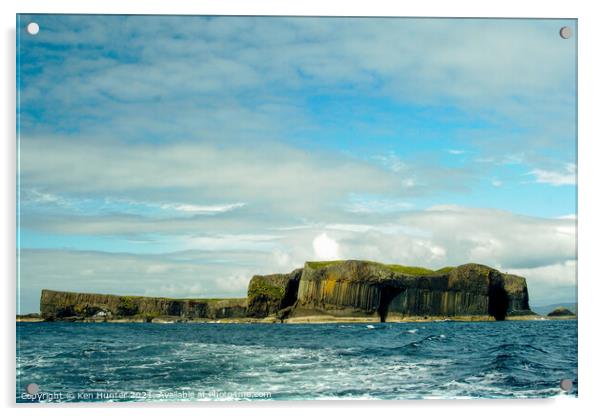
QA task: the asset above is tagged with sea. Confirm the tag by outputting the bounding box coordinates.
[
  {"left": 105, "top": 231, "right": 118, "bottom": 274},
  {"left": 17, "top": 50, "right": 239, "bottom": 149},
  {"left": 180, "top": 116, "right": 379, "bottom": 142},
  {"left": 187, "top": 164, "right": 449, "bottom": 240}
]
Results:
[{"left": 16, "top": 319, "right": 577, "bottom": 402}]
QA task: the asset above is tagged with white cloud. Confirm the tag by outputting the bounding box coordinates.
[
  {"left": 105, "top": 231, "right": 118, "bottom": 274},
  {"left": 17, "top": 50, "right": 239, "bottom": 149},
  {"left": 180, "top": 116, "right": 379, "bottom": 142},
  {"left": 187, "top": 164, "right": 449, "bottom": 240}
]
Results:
[
  {"left": 373, "top": 152, "right": 409, "bottom": 173},
  {"left": 506, "top": 260, "right": 577, "bottom": 305},
  {"left": 312, "top": 233, "right": 340, "bottom": 260},
  {"left": 21, "top": 189, "right": 70, "bottom": 208},
  {"left": 24, "top": 17, "right": 575, "bottom": 110},
  {"left": 530, "top": 163, "right": 576, "bottom": 186},
  {"left": 24, "top": 203, "right": 576, "bottom": 274},
  {"left": 506, "top": 260, "right": 576, "bottom": 287},
  {"left": 160, "top": 202, "right": 246, "bottom": 214},
  {"left": 447, "top": 149, "right": 465, "bottom": 155},
  {"left": 556, "top": 214, "right": 577, "bottom": 220},
  {"left": 412, "top": 205, "right": 576, "bottom": 269},
  {"left": 345, "top": 194, "right": 413, "bottom": 214},
  {"left": 326, "top": 224, "right": 374, "bottom": 233},
  {"left": 181, "top": 234, "right": 282, "bottom": 253},
  {"left": 21, "top": 136, "right": 430, "bottom": 219},
  {"left": 271, "top": 249, "right": 293, "bottom": 269},
  {"left": 19, "top": 16, "right": 576, "bottom": 181},
  {"left": 501, "top": 154, "right": 525, "bottom": 165},
  {"left": 325, "top": 223, "right": 429, "bottom": 237},
  {"left": 145, "top": 264, "right": 170, "bottom": 274}
]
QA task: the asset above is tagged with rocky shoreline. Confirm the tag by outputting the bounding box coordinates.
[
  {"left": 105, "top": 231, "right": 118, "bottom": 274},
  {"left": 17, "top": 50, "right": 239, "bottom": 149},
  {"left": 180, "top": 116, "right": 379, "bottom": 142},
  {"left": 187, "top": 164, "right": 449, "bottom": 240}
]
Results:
[{"left": 17, "top": 314, "right": 575, "bottom": 324}]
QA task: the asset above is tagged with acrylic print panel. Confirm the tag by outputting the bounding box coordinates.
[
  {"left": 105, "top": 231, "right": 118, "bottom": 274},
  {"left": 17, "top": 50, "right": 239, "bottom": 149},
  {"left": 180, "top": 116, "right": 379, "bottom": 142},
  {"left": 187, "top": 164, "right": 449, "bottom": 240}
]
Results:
[{"left": 16, "top": 15, "right": 577, "bottom": 402}]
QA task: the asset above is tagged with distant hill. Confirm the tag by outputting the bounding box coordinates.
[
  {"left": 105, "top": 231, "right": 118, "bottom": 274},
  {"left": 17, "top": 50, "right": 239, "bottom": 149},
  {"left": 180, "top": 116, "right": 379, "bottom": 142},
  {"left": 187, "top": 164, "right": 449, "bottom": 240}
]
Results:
[{"left": 531, "top": 302, "right": 577, "bottom": 316}]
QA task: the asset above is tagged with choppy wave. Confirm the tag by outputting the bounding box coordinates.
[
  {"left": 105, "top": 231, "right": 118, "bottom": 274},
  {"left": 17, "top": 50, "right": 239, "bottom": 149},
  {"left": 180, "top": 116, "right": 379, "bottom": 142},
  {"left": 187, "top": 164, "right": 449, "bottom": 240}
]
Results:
[{"left": 16, "top": 320, "right": 577, "bottom": 401}]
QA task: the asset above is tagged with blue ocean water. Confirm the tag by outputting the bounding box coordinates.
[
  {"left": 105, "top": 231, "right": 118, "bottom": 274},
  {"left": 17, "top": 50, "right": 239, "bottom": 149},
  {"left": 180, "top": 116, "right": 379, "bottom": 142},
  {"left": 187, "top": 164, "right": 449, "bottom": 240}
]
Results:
[{"left": 16, "top": 320, "right": 577, "bottom": 402}]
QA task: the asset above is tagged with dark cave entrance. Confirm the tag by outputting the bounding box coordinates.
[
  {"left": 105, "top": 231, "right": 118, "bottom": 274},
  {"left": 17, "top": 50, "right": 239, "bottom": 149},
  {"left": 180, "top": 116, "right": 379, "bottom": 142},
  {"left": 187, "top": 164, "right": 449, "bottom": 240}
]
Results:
[
  {"left": 378, "top": 286, "right": 403, "bottom": 323},
  {"left": 488, "top": 284, "right": 510, "bottom": 321}
]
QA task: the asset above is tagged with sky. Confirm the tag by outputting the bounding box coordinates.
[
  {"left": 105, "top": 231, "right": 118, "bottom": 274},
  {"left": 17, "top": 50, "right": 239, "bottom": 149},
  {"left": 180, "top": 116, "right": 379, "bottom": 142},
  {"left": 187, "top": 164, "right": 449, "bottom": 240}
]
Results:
[{"left": 17, "top": 15, "right": 577, "bottom": 313}]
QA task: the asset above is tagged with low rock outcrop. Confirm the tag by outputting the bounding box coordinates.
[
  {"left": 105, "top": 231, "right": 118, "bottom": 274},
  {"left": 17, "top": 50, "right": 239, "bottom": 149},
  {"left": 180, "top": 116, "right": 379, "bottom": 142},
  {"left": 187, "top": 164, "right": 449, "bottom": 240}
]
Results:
[
  {"left": 547, "top": 306, "right": 576, "bottom": 317},
  {"left": 40, "top": 289, "right": 247, "bottom": 321}
]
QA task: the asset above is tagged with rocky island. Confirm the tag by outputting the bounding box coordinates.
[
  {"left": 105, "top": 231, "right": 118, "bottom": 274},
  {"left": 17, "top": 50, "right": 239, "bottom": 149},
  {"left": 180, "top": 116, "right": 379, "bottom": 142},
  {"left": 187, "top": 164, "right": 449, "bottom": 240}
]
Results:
[
  {"left": 547, "top": 306, "right": 576, "bottom": 318},
  {"left": 37, "top": 260, "right": 536, "bottom": 323}
]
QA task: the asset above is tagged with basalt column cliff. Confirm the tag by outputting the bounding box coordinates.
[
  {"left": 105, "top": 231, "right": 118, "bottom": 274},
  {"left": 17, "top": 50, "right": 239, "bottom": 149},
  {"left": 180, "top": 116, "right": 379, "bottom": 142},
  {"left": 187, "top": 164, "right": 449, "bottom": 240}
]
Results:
[
  {"left": 247, "top": 261, "right": 532, "bottom": 322},
  {"left": 40, "top": 261, "right": 532, "bottom": 322}
]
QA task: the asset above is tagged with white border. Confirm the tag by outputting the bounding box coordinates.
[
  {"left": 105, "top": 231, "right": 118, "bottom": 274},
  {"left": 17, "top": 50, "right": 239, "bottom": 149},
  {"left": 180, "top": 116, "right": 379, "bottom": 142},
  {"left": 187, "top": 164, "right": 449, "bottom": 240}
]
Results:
[{"left": 2, "top": 1, "right": 601, "bottom": 415}]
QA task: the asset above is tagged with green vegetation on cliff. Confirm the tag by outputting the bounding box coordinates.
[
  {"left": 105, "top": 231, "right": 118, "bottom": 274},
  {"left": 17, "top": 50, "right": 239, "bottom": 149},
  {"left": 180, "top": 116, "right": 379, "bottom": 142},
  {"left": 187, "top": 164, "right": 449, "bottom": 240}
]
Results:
[
  {"left": 117, "top": 296, "right": 139, "bottom": 316},
  {"left": 306, "top": 260, "right": 456, "bottom": 276},
  {"left": 386, "top": 264, "right": 438, "bottom": 276},
  {"left": 248, "top": 278, "right": 286, "bottom": 299},
  {"left": 246, "top": 270, "right": 302, "bottom": 318},
  {"left": 306, "top": 260, "right": 346, "bottom": 269}
]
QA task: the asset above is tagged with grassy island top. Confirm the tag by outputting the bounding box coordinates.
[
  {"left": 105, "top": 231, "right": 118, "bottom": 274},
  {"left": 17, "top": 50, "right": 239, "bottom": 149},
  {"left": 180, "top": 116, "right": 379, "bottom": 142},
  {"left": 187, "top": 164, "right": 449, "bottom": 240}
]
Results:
[{"left": 305, "top": 260, "right": 456, "bottom": 276}]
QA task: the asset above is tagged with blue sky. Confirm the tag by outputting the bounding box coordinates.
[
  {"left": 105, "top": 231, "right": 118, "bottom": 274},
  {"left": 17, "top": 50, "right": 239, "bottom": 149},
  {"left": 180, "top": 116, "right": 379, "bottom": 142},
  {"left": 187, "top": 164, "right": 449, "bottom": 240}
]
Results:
[{"left": 17, "top": 15, "right": 577, "bottom": 312}]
